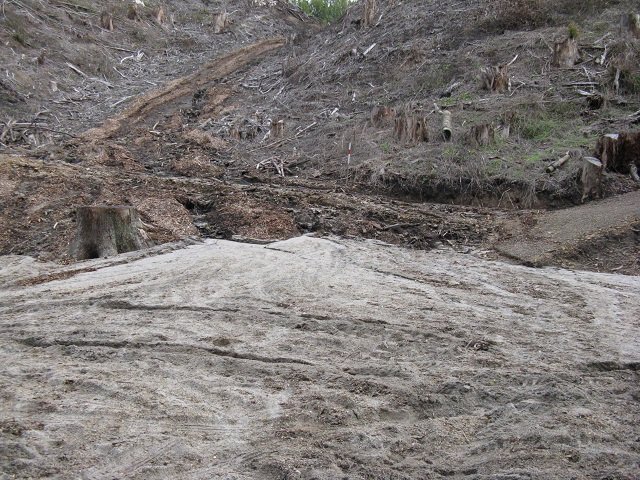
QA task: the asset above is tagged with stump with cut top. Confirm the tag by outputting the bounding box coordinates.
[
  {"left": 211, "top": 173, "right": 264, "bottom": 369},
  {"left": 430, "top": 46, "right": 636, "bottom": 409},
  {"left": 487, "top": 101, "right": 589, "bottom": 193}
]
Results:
[{"left": 70, "top": 206, "right": 149, "bottom": 260}]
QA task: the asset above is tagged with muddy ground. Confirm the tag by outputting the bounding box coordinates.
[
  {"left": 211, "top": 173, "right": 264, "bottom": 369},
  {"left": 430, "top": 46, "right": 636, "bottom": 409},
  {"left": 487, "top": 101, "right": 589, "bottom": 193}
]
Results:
[
  {"left": 1, "top": 1, "right": 640, "bottom": 478},
  {"left": 1, "top": 236, "right": 639, "bottom": 479}
]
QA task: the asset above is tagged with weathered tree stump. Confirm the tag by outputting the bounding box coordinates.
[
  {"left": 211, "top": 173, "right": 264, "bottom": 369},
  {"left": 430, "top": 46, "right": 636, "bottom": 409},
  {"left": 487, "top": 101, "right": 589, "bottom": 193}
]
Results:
[
  {"left": 393, "top": 112, "right": 428, "bottom": 144},
  {"left": 581, "top": 156, "right": 604, "bottom": 203},
  {"left": 620, "top": 13, "right": 640, "bottom": 38},
  {"left": 213, "top": 12, "right": 228, "bottom": 34},
  {"left": 100, "top": 11, "right": 114, "bottom": 31},
  {"left": 594, "top": 131, "right": 640, "bottom": 176},
  {"left": 370, "top": 105, "right": 396, "bottom": 127},
  {"left": 271, "top": 118, "right": 284, "bottom": 138},
  {"left": 470, "top": 123, "right": 494, "bottom": 146},
  {"left": 70, "top": 206, "right": 149, "bottom": 260},
  {"left": 480, "top": 65, "right": 510, "bottom": 93},
  {"left": 127, "top": 4, "right": 142, "bottom": 21},
  {"left": 595, "top": 133, "right": 619, "bottom": 172},
  {"left": 363, "top": 0, "right": 377, "bottom": 27},
  {"left": 154, "top": 5, "right": 166, "bottom": 25},
  {"left": 552, "top": 38, "right": 579, "bottom": 68}
]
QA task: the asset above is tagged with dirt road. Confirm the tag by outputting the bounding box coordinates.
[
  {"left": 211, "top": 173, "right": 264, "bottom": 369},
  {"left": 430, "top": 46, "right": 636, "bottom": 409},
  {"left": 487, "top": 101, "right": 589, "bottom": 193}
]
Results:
[{"left": 1, "top": 237, "right": 638, "bottom": 479}]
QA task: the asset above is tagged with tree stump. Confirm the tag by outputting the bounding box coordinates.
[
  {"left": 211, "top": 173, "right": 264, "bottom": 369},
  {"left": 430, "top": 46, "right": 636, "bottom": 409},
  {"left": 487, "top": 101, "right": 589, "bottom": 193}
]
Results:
[
  {"left": 620, "top": 13, "right": 640, "bottom": 38},
  {"left": 480, "top": 65, "right": 510, "bottom": 93},
  {"left": 271, "top": 119, "right": 284, "bottom": 138},
  {"left": 595, "top": 133, "right": 619, "bottom": 172},
  {"left": 370, "top": 105, "right": 396, "bottom": 127},
  {"left": 393, "top": 112, "right": 428, "bottom": 144},
  {"left": 127, "top": 4, "right": 142, "bottom": 21},
  {"left": 154, "top": 5, "right": 166, "bottom": 25},
  {"left": 70, "top": 206, "right": 149, "bottom": 260},
  {"left": 552, "top": 38, "right": 579, "bottom": 68},
  {"left": 363, "top": 0, "right": 377, "bottom": 27},
  {"left": 470, "top": 123, "right": 494, "bottom": 146},
  {"left": 581, "top": 157, "right": 603, "bottom": 202},
  {"left": 100, "top": 11, "right": 114, "bottom": 31},
  {"left": 213, "top": 12, "right": 228, "bottom": 34},
  {"left": 594, "top": 131, "right": 640, "bottom": 174}
]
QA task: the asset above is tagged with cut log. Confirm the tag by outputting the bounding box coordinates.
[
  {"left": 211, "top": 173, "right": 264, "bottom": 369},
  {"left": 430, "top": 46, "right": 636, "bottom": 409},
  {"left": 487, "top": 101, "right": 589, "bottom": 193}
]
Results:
[
  {"left": 470, "top": 123, "right": 494, "bottom": 147},
  {"left": 552, "top": 37, "right": 579, "bottom": 68},
  {"left": 70, "top": 206, "right": 149, "bottom": 260},
  {"left": 546, "top": 151, "right": 570, "bottom": 173},
  {"left": 362, "top": 0, "right": 377, "bottom": 27},
  {"left": 441, "top": 110, "right": 452, "bottom": 142},
  {"left": 213, "top": 12, "right": 228, "bottom": 34},
  {"left": 100, "top": 11, "right": 114, "bottom": 31},
  {"left": 370, "top": 105, "right": 396, "bottom": 127},
  {"left": 480, "top": 65, "right": 510, "bottom": 93},
  {"left": 393, "top": 111, "right": 428, "bottom": 144}
]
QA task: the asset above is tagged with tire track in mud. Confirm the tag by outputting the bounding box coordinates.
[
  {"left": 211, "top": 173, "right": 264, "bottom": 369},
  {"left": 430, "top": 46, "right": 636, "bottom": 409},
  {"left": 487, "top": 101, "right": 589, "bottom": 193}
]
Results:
[
  {"left": 81, "top": 439, "right": 180, "bottom": 480},
  {"left": 15, "top": 337, "right": 313, "bottom": 366},
  {"left": 80, "top": 37, "right": 286, "bottom": 142}
]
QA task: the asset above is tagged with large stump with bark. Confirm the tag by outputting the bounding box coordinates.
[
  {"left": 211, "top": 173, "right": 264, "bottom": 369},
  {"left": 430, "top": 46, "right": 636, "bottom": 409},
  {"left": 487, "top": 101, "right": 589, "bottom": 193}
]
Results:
[
  {"left": 480, "top": 65, "right": 510, "bottom": 93},
  {"left": 70, "top": 206, "right": 149, "bottom": 260},
  {"left": 595, "top": 131, "right": 640, "bottom": 174},
  {"left": 552, "top": 37, "right": 579, "bottom": 68},
  {"left": 393, "top": 112, "right": 428, "bottom": 144},
  {"left": 362, "top": 0, "right": 377, "bottom": 27}
]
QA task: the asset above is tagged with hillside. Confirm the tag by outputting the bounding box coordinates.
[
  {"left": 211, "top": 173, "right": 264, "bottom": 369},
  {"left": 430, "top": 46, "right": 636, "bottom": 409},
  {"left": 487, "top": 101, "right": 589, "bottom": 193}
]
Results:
[{"left": 0, "top": 0, "right": 638, "bottom": 274}]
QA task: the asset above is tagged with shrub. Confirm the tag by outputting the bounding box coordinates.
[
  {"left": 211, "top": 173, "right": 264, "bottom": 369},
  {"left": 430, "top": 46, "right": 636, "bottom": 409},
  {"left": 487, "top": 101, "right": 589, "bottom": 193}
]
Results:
[{"left": 290, "top": 0, "right": 350, "bottom": 23}]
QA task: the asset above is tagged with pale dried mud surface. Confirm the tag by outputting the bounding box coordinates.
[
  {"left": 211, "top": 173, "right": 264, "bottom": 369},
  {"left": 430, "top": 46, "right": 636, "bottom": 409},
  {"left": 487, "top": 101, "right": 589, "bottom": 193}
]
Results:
[{"left": 1, "top": 236, "right": 639, "bottom": 479}]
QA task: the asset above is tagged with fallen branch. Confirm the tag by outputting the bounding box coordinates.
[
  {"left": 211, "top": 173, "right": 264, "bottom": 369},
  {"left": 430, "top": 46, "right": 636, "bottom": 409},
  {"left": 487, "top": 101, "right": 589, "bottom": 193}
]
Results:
[
  {"left": 66, "top": 62, "right": 87, "bottom": 77},
  {"left": 111, "top": 96, "right": 133, "bottom": 108},
  {"left": 362, "top": 43, "right": 377, "bottom": 56}
]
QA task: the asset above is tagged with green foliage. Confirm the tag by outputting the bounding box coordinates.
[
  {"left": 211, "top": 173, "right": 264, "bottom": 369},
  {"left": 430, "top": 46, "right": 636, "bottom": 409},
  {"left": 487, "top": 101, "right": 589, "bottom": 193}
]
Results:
[
  {"left": 290, "top": 0, "right": 350, "bottom": 23},
  {"left": 519, "top": 115, "right": 560, "bottom": 140},
  {"left": 567, "top": 22, "right": 579, "bottom": 39}
]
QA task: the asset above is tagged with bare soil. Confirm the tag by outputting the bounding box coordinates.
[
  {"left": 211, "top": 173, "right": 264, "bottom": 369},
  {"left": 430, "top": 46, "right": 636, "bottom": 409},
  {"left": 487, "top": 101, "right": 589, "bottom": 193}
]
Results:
[
  {"left": 1, "top": 1, "right": 640, "bottom": 478},
  {"left": 1, "top": 236, "right": 639, "bottom": 479}
]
